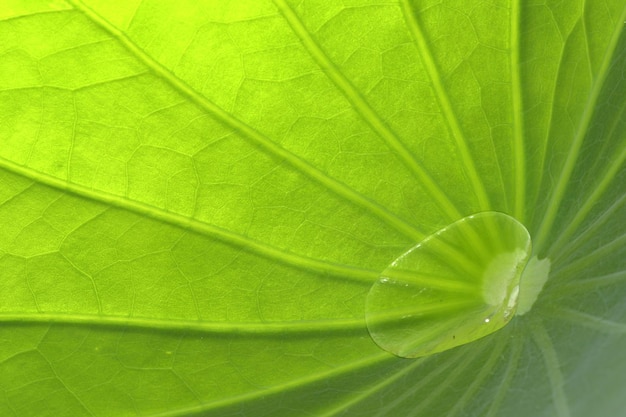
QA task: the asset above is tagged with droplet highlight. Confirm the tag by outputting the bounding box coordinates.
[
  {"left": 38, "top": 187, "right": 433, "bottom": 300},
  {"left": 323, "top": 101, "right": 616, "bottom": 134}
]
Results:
[{"left": 365, "top": 212, "right": 531, "bottom": 358}]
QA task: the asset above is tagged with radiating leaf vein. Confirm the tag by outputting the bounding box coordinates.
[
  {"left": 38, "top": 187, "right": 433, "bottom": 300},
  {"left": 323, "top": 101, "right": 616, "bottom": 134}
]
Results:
[
  {"left": 0, "top": 156, "right": 378, "bottom": 283},
  {"left": 531, "top": 320, "right": 570, "bottom": 417},
  {"left": 400, "top": 0, "right": 491, "bottom": 214}
]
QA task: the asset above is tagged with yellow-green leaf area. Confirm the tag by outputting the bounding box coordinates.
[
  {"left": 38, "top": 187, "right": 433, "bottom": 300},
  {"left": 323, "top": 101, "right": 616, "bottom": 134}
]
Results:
[{"left": 0, "top": 0, "right": 625, "bottom": 416}]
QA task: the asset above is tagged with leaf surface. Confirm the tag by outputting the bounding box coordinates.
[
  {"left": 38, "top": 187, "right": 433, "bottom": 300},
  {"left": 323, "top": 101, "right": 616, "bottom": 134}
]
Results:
[{"left": 0, "top": 0, "right": 624, "bottom": 416}]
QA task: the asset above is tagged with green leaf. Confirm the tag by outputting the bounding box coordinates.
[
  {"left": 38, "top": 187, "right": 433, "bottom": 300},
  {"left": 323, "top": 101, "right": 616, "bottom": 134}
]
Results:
[{"left": 0, "top": 1, "right": 624, "bottom": 416}]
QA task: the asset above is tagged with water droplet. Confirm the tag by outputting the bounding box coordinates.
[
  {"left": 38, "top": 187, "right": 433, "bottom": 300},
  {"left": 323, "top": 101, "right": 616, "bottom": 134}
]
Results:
[{"left": 365, "top": 211, "right": 531, "bottom": 358}]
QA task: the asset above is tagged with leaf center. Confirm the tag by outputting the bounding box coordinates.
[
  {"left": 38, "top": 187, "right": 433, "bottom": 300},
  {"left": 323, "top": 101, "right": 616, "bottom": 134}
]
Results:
[{"left": 365, "top": 212, "right": 532, "bottom": 358}]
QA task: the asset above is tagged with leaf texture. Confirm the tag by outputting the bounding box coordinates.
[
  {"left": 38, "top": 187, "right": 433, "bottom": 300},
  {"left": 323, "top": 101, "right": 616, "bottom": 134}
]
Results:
[{"left": 0, "top": 0, "right": 624, "bottom": 416}]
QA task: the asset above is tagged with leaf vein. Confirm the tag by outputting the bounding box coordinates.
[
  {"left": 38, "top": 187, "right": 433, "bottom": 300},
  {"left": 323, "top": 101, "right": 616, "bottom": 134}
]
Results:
[
  {"left": 511, "top": 0, "right": 526, "bottom": 220},
  {"left": 400, "top": 0, "right": 491, "bottom": 213},
  {"left": 0, "top": 312, "right": 367, "bottom": 335},
  {"left": 530, "top": 320, "right": 571, "bottom": 417},
  {"left": 0, "top": 156, "right": 378, "bottom": 283},
  {"left": 146, "top": 352, "right": 394, "bottom": 417}
]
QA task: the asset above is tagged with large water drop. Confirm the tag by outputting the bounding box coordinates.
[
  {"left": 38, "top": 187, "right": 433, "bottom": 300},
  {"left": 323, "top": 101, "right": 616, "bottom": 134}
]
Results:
[{"left": 365, "top": 212, "right": 531, "bottom": 358}]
